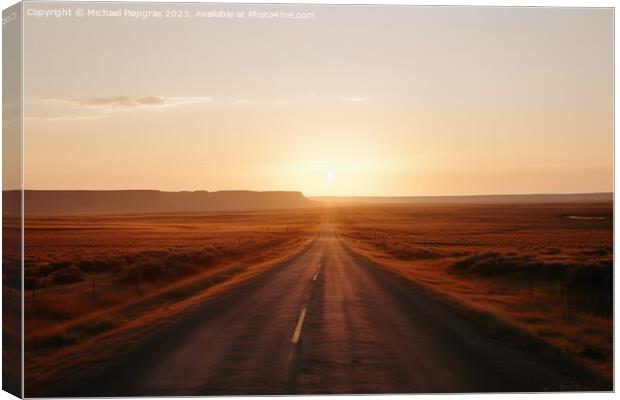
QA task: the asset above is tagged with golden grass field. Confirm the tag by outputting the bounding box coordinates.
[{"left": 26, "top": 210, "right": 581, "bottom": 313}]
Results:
[
  {"left": 9, "top": 201, "right": 613, "bottom": 387},
  {"left": 334, "top": 202, "right": 613, "bottom": 381},
  {"left": 19, "top": 208, "right": 324, "bottom": 382}
]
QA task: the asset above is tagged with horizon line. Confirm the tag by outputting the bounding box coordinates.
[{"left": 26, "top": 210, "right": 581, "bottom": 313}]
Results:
[{"left": 4, "top": 189, "right": 614, "bottom": 198}]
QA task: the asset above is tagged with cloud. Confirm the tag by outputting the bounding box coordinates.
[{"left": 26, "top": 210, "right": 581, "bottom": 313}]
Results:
[
  {"left": 32, "top": 95, "right": 368, "bottom": 121},
  {"left": 44, "top": 96, "right": 212, "bottom": 111},
  {"left": 26, "top": 96, "right": 213, "bottom": 122},
  {"left": 26, "top": 115, "right": 103, "bottom": 122},
  {"left": 80, "top": 96, "right": 163, "bottom": 108}
]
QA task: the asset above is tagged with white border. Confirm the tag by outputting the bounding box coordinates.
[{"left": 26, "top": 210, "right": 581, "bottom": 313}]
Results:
[{"left": 0, "top": 1, "right": 616, "bottom": 400}]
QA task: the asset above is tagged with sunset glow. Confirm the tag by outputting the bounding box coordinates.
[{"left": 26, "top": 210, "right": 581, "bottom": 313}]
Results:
[{"left": 20, "top": 5, "right": 612, "bottom": 196}]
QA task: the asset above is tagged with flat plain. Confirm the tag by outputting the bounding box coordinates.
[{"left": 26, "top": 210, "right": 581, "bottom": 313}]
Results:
[
  {"left": 23, "top": 207, "right": 324, "bottom": 390},
  {"left": 335, "top": 202, "right": 612, "bottom": 380},
  {"left": 18, "top": 200, "right": 613, "bottom": 395}
]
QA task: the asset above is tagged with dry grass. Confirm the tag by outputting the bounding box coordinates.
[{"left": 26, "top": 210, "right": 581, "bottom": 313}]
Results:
[
  {"left": 334, "top": 202, "right": 612, "bottom": 381},
  {"left": 24, "top": 208, "right": 324, "bottom": 368},
  {"left": 3, "top": 219, "right": 22, "bottom": 393}
]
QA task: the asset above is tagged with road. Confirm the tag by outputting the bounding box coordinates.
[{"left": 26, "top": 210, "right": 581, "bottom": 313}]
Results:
[{"left": 53, "top": 214, "right": 586, "bottom": 396}]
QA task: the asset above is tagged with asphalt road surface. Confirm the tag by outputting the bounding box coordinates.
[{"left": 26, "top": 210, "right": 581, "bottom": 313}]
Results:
[{"left": 51, "top": 214, "right": 587, "bottom": 396}]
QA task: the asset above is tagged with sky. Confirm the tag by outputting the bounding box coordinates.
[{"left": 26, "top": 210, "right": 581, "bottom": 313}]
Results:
[{"left": 21, "top": 4, "right": 613, "bottom": 196}]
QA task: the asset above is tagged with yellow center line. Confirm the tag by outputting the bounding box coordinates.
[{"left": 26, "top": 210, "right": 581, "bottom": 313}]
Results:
[
  {"left": 291, "top": 262, "right": 320, "bottom": 347},
  {"left": 291, "top": 307, "right": 307, "bottom": 344}
]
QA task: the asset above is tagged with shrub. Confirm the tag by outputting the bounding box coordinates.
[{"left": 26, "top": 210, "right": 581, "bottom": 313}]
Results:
[
  {"left": 450, "top": 252, "right": 574, "bottom": 281},
  {"left": 50, "top": 265, "right": 85, "bottom": 285},
  {"left": 451, "top": 252, "right": 528, "bottom": 277},
  {"left": 59, "top": 244, "right": 226, "bottom": 288},
  {"left": 451, "top": 252, "right": 612, "bottom": 285},
  {"left": 48, "top": 261, "right": 74, "bottom": 272},
  {"left": 136, "top": 258, "right": 166, "bottom": 282},
  {"left": 77, "top": 258, "right": 124, "bottom": 273},
  {"left": 36, "top": 260, "right": 89, "bottom": 277},
  {"left": 391, "top": 247, "right": 440, "bottom": 260},
  {"left": 115, "top": 265, "right": 140, "bottom": 284}
]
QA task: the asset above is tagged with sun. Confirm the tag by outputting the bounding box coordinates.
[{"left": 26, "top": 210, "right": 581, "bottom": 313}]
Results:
[{"left": 324, "top": 170, "right": 336, "bottom": 183}]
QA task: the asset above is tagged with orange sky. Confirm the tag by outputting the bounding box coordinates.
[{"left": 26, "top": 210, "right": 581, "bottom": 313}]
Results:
[{"left": 20, "top": 4, "right": 613, "bottom": 196}]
